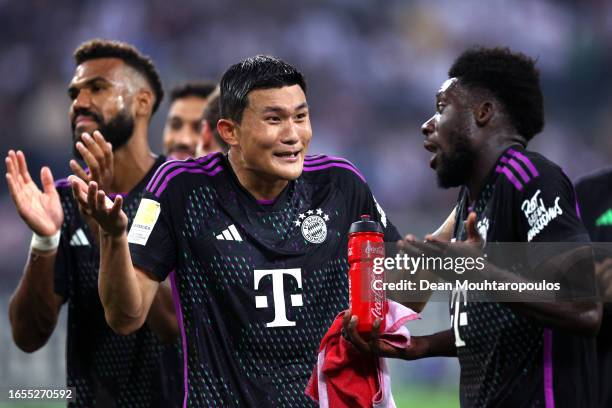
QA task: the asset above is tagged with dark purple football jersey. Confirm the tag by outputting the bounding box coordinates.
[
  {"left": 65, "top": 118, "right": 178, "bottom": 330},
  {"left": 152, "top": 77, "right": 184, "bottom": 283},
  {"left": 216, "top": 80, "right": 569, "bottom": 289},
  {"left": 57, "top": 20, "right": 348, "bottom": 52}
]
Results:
[{"left": 129, "top": 153, "right": 400, "bottom": 407}]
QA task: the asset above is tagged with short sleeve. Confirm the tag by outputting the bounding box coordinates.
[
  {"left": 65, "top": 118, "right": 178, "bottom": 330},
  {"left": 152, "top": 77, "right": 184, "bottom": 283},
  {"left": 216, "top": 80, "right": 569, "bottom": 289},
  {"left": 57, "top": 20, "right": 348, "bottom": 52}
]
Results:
[
  {"left": 345, "top": 173, "right": 401, "bottom": 242},
  {"left": 508, "top": 159, "right": 594, "bottom": 298},
  {"left": 128, "top": 190, "right": 177, "bottom": 281}
]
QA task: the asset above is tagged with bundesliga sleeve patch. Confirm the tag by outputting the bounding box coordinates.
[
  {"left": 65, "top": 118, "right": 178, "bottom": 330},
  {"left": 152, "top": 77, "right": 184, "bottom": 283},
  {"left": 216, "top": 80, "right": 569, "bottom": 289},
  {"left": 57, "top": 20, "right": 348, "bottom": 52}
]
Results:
[{"left": 127, "top": 198, "right": 161, "bottom": 246}]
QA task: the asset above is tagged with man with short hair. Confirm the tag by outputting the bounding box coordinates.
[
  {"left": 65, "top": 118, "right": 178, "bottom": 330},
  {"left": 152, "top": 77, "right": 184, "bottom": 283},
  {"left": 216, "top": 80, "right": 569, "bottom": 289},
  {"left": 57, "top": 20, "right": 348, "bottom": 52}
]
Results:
[
  {"left": 6, "top": 39, "right": 178, "bottom": 407},
  {"left": 163, "top": 81, "right": 216, "bottom": 159},
  {"left": 71, "top": 55, "right": 401, "bottom": 406},
  {"left": 198, "top": 90, "right": 229, "bottom": 156},
  {"left": 345, "top": 47, "right": 601, "bottom": 407}
]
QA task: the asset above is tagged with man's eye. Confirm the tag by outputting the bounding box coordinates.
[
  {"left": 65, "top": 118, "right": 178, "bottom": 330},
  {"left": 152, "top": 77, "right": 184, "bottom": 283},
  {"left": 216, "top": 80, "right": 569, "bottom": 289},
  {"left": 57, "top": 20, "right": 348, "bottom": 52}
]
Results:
[
  {"left": 91, "top": 85, "right": 101, "bottom": 93},
  {"left": 436, "top": 102, "right": 445, "bottom": 113},
  {"left": 192, "top": 122, "right": 202, "bottom": 133},
  {"left": 68, "top": 90, "right": 78, "bottom": 100},
  {"left": 266, "top": 116, "right": 281, "bottom": 123},
  {"left": 295, "top": 112, "right": 308, "bottom": 121},
  {"left": 170, "top": 119, "right": 183, "bottom": 130}
]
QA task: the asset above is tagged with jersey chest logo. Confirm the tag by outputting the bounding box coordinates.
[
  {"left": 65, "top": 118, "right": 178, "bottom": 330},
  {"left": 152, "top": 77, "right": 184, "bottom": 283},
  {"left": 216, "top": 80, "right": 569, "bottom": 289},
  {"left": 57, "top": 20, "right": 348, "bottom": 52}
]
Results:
[
  {"left": 294, "top": 208, "right": 330, "bottom": 244},
  {"left": 254, "top": 268, "right": 303, "bottom": 327}
]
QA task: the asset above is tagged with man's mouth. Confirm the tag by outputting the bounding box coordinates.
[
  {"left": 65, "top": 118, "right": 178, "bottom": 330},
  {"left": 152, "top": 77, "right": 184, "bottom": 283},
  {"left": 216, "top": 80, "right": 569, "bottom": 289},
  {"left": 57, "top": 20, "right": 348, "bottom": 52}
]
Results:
[
  {"left": 273, "top": 150, "right": 301, "bottom": 162},
  {"left": 74, "top": 115, "right": 98, "bottom": 128},
  {"left": 424, "top": 140, "right": 438, "bottom": 169},
  {"left": 74, "top": 115, "right": 96, "bottom": 125}
]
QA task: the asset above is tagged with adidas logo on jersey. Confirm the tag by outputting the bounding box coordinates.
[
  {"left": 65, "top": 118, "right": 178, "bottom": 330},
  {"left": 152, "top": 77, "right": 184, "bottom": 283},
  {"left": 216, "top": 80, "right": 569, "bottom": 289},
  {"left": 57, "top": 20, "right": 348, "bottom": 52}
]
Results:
[
  {"left": 216, "top": 224, "right": 243, "bottom": 241},
  {"left": 69, "top": 228, "right": 90, "bottom": 247}
]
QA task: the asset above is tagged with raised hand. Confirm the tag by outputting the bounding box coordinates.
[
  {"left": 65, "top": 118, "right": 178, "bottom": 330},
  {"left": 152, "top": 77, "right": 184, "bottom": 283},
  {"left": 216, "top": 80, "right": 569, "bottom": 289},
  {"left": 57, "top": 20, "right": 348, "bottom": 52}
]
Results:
[
  {"left": 70, "top": 130, "right": 114, "bottom": 191},
  {"left": 415, "top": 212, "right": 484, "bottom": 260},
  {"left": 69, "top": 176, "right": 127, "bottom": 238},
  {"left": 5, "top": 150, "right": 63, "bottom": 236}
]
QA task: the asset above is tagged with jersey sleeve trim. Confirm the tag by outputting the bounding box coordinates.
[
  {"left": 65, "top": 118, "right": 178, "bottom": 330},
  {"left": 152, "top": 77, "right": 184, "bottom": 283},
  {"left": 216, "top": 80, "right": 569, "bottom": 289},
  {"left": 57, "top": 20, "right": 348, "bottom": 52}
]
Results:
[
  {"left": 145, "top": 153, "right": 224, "bottom": 197},
  {"left": 302, "top": 155, "right": 366, "bottom": 183},
  {"left": 495, "top": 148, "right": 542, "bottom": 191},
  {"left": 507, "top": 148, "right": 540, "bottom": 177}
]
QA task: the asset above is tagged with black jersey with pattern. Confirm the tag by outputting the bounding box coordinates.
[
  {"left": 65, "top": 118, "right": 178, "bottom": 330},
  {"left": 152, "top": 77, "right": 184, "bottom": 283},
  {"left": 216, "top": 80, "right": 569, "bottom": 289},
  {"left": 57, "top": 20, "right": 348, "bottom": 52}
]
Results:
[
  {"left": 54, "top": 155, "right": 182, "bottom": 408},
  {"left": 575, "top": 168, "right": 612, "bottom": 408},
  {"left": 450, "top": 145, "right": 596, "bottom": 408},
  {"left": 128, "top": 152, "right": 401, "bottom": 407}
]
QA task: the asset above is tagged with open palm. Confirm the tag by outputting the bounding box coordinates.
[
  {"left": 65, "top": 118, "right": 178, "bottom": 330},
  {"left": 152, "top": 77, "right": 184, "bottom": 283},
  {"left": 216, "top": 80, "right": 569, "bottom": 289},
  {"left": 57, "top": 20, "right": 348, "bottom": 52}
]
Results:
[
  {"left": 5, "top": 150, "right": 63, "bottom": 236},
  {"left": 70, "top": 176, "right": 127, "bottom": 237}
]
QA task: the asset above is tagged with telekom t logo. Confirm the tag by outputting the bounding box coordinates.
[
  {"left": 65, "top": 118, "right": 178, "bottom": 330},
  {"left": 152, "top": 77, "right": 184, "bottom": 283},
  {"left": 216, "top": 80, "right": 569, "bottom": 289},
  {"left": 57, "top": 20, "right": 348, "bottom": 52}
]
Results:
[{"left": 254, "top": 268, "right": 303, "bottom": 328}]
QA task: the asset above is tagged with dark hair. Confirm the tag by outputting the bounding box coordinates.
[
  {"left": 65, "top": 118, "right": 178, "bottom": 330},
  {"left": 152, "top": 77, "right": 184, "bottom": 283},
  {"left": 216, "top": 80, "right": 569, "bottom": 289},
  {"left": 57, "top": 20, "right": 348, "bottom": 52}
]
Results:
[
  {"left": 202, "top": 93, "right": 228, "bottom": 152},
  {"left": 74, "top": 39, "right": 164, "bottom": 114},
  {"left": 219, "top": 55, "right": 307, "bottom": 123},
  {"left": 448, "top": 46, "right": 544, "bottom": 141},
  {"left": 170, "top": 81, "right": 217, "bottom": 103}
]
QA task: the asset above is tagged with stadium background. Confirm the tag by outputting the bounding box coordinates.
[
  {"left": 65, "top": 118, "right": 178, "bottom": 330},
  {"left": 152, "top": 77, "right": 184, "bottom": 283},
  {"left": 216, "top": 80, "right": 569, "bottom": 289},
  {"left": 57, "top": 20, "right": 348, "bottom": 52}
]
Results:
[{"left": 0, "top": 0, "right": 611, "bottom": 406}]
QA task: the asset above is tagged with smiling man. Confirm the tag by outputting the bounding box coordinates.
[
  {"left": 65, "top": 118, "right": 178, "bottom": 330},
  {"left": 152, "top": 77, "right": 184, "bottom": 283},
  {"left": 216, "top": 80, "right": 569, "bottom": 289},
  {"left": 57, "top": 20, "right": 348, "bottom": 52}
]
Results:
[
  {"left": 71, "top": 55, "right": 401, "bottom": 407},
  {"left": 6, "top": 39, "right": 179, "bottom": 407}
]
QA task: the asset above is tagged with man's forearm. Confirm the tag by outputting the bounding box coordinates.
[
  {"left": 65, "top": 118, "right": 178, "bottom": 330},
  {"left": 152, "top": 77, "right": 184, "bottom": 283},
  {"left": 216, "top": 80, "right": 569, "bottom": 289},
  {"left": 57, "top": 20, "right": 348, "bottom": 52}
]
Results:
[
  {"left": 403, "top": 329, "right": 457, "bottom": 360},
  {"left": 146, "top": 280, "right": 179, "bottom": 343},
  {"left": 509, "top": 301, "right": 601, "bottom": 336},
  {"left": 474, "top": 253, "right": 601, "bottom": 336},
  {"left": 422, "top": 329, "right": 457, "bottom": 357},
  {"left": 98, "top": 232, "right": 153, "bottom": 335},
  {"left": 9, "top": 249, "right": 63, "bottom": 352}
]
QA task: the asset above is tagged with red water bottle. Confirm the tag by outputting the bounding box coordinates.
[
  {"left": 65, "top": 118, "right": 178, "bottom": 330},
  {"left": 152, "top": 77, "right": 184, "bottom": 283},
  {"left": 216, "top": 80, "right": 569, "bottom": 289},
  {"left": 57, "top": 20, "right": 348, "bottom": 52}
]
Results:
[{"left": 348, "top": 214, "right": 387, "bottom": 334}]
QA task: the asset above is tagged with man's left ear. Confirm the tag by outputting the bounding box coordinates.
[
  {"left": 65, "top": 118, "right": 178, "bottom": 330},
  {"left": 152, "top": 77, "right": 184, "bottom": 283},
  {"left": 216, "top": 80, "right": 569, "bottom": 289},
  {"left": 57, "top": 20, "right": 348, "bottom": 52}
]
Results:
[
  {"left": 474, "top": 101, "right": 494, "bottom": 127},
  {"left": 135, "top": 89, "right": 154, "bottom": 118}
]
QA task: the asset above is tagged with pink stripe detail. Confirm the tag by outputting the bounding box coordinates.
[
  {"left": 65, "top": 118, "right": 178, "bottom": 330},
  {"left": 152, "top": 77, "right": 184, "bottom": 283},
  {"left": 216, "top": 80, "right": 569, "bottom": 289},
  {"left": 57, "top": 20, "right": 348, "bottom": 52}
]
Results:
[
  {"left": 507, "top": 148, "right": 539, "bottom": 177},
  {"left": 303, "top": 163, "right": 366, "bottom": 183},
  {"left": 544, "top": 328, "right": 555, "bottom": 408},
  {"left": 305, "top": 154, "right": 325, "bottom": 160},
  {"left": 496, "top": 165, "right": 523, "bottom": 191},
  {"left": 108, "top": 192, "right": 127, "bottom": 200},
  {"left": 146, "top": 153, "right": 222, "bottom": 192},
  {"left": 507, "top": 157, "right": 531, "bottom": 184},
  {"left": 154, "top": 166, "right": 223, "bottom": 197},
  {"left": 148, "top": 157, "right": 221, "bottom": 193},
  {"left": 170, "top": 272, "right": 189, "bottom": 408},
  {"left": 304, "top": 155, "right": 354, "bottom": 165},
  {"left": 257, "top": 198, "right": 276, "bottom": 205},
  {"left": 54, "top": 178, "right": 71, "bottom": 188}
]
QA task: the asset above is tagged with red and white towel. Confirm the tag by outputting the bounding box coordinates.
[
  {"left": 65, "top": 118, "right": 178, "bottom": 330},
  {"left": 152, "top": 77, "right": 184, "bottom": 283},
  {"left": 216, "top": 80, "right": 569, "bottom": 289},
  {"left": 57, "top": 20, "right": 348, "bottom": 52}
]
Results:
[{"left": 305, "top": 301, "right": 419, "bottom": 408}]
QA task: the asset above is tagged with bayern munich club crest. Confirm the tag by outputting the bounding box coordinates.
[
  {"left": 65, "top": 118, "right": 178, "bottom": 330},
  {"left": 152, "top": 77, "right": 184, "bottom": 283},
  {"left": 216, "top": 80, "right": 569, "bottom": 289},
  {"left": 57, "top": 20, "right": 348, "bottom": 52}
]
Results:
[{"left": 294, "top": 208, "right": 329, "bottom": 244}]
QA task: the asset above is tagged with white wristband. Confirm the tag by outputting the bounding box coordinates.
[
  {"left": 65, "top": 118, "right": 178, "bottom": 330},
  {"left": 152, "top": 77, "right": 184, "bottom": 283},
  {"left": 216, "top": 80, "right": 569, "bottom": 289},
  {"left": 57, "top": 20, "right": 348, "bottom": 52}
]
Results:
[{"left": 30, "top": 230, "right": 61, "bottom": 252}]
